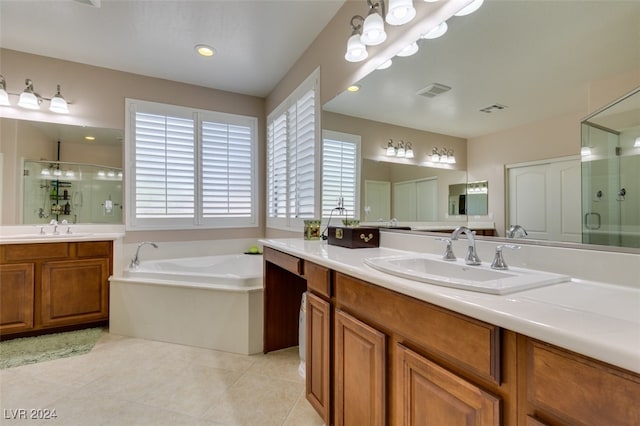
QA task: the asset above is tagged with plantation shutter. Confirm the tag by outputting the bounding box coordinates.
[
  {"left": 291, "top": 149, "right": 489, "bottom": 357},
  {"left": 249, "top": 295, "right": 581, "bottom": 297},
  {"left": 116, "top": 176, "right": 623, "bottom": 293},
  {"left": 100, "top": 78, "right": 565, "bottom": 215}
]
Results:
[
  {"left": 134, "top": 112, "right": 195, "bottom": 218},
  {"left": 201, "top": 120, "right": 253, "bottom": 218},
  {"left": 322, "top": 132, "right": 359, "bottom": 218},
  {"left": 267, "top": 114, "right": 288, "bottom": 218},
  {"left": 288, "top": 88, "right": 316, "bottom": 219},
  {"left": 266, "top": 68, "right": 319, "bottom": 229}
]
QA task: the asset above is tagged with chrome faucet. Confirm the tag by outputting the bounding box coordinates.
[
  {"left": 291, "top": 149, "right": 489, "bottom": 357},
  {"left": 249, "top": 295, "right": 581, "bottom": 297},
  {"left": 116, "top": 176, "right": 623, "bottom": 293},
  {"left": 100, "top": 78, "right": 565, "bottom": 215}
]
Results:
[
  {"left": 506, "top": 224, "right": 528, "bottom": 239},
  {"left": 49, "top": 219, "right": 59, "bottom": 235},
  {"left": 130, "top": 242, "right": 158, "bottom": 269},
  {"left": 437, "top": 238, "right": 456, "bottom": 261},
  {"left": 491, "top": 244, "right": 520, "bottom": 270},
  {"left": 451, "top": 226, "right": 481, "bottom": 265}
]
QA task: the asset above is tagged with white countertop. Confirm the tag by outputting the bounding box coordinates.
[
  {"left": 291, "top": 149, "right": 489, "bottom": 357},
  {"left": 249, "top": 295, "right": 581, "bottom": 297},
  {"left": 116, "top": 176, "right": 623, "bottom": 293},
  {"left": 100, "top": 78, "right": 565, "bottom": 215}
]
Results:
[
  {"left": 0, "top": 225, "right": 125, "bottom": 244},
  {"left": 260, "top": 238, "right": 640, "bottom": 374}
]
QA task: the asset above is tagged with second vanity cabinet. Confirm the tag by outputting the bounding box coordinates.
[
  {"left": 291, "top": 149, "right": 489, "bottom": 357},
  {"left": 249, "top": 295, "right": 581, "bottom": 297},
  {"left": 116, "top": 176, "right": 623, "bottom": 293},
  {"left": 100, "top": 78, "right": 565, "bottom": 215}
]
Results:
[
  {"left": 263, "top": 246, "right": 640, "bottom": 425},
  {"left": 0, "top": 241, "right": 112, "bottom": 337}
]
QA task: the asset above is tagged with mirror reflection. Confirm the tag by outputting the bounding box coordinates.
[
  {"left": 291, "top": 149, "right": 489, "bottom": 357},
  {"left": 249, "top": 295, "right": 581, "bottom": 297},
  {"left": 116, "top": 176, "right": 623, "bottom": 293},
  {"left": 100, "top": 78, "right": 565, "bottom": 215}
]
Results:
[
  {"left": 1, "top": 118, "right": 123, "bottom": 225},
  {"left": 581, "top": 87, "right": 640, "bottom": 248},
  {"left": 323, "top": 0, "right": 639, "bottom": 248},
  {"left": 362, "top": 159, "right": 468, "bottom": 223}
]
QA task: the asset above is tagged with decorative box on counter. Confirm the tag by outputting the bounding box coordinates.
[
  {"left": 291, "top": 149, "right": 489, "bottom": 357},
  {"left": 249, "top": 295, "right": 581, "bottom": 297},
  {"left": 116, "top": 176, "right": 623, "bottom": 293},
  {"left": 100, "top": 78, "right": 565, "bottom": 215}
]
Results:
[{"left": 327, "top": 226, "right": 379, "bottom": 249}]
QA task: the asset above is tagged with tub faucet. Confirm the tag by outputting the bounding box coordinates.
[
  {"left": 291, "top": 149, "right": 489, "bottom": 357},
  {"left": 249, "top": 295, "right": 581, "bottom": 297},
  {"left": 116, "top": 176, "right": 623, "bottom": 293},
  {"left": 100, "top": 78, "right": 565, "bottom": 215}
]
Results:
[
  {"left": 451, "top": 226, "right": 481, "bottom": 265},
  {"left": 130, "top": 242, "right": 158, "bottom": 269},
  {"left": 506, "top": 225, "right": 528, "bottom": 239}
]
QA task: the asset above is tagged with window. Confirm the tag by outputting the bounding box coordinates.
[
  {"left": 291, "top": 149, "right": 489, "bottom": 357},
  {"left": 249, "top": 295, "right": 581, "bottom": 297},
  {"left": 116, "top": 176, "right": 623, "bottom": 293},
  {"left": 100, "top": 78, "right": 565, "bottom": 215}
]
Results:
[
  {"left": 126, "top": 99, "right": 258, "bottom": 230},
  {"left": 322, "top": 130, "right": 361, "bottom": 219},
  {"left": 267, "top": 69, "right": 320, "bottom": 230}
]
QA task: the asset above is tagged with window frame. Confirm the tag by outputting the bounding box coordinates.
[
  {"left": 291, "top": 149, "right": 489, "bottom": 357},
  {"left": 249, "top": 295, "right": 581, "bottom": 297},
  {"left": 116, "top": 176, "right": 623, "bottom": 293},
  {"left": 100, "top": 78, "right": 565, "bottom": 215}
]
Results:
[
  {"left": 266, "top": 68, "right": 321, "bottom": 231},
  {"left": 321, "top": 130, "right": 361, "bottom": 220},
  {"left": 125, "top": 98, "right": 259, "bottom": 231}
]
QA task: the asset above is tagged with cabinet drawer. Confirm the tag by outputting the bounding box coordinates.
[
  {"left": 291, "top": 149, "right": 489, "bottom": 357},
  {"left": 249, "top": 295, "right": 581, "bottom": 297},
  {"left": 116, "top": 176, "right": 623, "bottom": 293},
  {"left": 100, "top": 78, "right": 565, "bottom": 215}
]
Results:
[
  {"left": 304, "top": 261, "right": 331, "bottom": 298},
  {"left": 2, "top": 243, "right": 69, "bottom": 262},
  {"left": 263, "top": 247, "right": 302, "bottom": 276},
  {"left": 527, "top": 339, "right": 640, "bottom": 425},
  {"left": 75, "top": 241, "right": 112, "bottom": 258},
  {"left": 336, "top": 272, "right": 501, "bottom": 384}
]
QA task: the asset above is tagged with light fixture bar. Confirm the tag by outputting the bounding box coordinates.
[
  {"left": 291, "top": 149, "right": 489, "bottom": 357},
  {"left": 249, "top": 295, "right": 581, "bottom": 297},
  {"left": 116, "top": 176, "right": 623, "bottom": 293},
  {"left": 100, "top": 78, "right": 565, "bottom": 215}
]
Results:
[{"left": 1, "top": 77, "right": 71, "bottom": 113}]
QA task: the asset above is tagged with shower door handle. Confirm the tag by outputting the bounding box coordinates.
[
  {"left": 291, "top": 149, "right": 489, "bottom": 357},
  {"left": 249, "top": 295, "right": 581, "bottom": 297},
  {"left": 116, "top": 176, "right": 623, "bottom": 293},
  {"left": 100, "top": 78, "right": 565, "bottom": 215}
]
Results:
[{"left": 585, "top": 212, "right": 601, "bottom": 230}]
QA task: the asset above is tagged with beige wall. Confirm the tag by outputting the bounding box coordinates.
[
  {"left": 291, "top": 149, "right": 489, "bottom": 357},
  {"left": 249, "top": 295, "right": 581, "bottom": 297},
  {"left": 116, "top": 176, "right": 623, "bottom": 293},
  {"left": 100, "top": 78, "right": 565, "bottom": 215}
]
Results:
[{"left": 0, "top": 48, "right": 265, "bottom": 242}]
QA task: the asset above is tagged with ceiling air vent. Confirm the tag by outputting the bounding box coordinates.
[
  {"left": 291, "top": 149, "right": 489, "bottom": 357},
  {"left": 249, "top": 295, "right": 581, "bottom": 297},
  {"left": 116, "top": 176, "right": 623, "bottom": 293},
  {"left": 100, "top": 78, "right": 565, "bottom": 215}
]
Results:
[
  {"left": 417, "top": 83, "right": 452, "bottom": 98},
  {"left": 480, "top": 103, "right": 508, "bottom": 113}
]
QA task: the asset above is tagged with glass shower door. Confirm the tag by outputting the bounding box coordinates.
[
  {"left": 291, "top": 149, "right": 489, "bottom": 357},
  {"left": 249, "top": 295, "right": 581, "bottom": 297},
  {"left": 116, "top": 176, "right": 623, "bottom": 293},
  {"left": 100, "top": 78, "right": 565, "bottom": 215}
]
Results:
[{"left": 581, "top": 123, "right": 622, "bottom": 246}]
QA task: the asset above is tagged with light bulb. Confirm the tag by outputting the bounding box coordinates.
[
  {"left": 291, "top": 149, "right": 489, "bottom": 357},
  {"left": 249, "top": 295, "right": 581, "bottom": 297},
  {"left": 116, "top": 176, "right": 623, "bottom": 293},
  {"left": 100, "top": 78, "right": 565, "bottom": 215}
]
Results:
[
  {"left": 397, "top": 41, "right": 419, "bottom": 57},
  {"left": 455, "top": 0, "right": 484, "bottom": 16},
  {"left": 345, "top": 33, "right": 368, "bottom": 62},
  {"left": 361, "top": 12, "right": 387, "bottom": 46},
  {"left": 18, "top": 91, "right": 39, "bottom": 110},
  {"left": 386, "top": 0, "right": 416, "bottom": 25},
  {"left": 422, "top": 22, "right": 448, "bottom": 39},
  {"left": 377, "top": 59, "right": 393, "bottom": 70}
]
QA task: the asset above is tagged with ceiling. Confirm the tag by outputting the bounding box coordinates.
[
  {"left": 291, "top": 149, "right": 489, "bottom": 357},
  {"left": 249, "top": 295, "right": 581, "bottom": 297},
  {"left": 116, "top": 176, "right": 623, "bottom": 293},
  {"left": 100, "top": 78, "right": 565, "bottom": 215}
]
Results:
[
  {"left": 0, "top": 0, "right": 345, "bottom": 98},
  {"left": 324, "top": 1, "right": 640, "bottom": 139}
]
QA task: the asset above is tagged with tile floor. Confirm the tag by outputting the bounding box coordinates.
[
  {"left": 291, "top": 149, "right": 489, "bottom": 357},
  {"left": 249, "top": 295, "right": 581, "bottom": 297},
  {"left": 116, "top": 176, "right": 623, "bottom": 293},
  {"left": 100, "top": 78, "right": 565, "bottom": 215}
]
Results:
[{"left": 0, "top": 330, "right": 324, "bottom": 425}]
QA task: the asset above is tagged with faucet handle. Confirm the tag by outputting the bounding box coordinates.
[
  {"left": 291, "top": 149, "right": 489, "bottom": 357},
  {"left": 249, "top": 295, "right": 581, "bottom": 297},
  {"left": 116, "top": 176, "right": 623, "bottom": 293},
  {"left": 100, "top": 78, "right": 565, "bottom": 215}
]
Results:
[
  {"left": 491, "top": 244, "right": 520, "bottom": 270},
  {"left": 436, "top": 238, "right": 456, "bottom": 261}
]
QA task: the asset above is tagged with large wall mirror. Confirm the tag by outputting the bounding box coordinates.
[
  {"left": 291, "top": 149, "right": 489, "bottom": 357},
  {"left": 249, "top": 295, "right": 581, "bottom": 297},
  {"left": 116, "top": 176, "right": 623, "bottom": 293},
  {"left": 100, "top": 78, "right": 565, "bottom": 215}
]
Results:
[
  {"left": 0, "top": 118, "right": 123, "bottom": 225},
  {"left": 322, "top": 0, "right": 639, "bottom": 248}
]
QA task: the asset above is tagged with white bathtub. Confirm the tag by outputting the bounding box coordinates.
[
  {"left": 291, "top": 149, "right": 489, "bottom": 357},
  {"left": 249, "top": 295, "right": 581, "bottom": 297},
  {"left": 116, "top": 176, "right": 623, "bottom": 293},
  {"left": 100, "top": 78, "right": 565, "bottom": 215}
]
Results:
[{"left": 109, "top": 254, "right": 264, "bottom": 355}]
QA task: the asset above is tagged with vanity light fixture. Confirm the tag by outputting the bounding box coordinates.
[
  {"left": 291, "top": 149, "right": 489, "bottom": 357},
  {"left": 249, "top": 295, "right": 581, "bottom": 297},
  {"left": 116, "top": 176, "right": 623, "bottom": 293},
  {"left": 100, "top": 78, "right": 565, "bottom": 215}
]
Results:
[
  {"left": 421, "top": 21, "right": 448, "bottom": 39},
  {"left": 396, "top": 41, "right": 419, "bottom": 57},
  {"left": 0, "top": 75, "right": 10, "bottom": 106},
  {"left": 454, "top": 0, "right": 484, "bottom": 16},
  {"left": 361, "top": 0, "right": 387, "bottom": 46},
  {"left": 345, "top": 15, "right": 369, "bottom": 62},
  {"left": 3, "top": 77, "right": 70, "bottom": 113},
  {"left": 18, "top": 79, "right": 40, "bottom": 110},
  {"left": 581, "top": 146, "right": 592, "bottom": 156},
  {"left": 386, "top": 139, "right": 396, "bottom": 156},
  {"left": 386, "top": 140, "right": 414, "bottom": 158},
  {"left": 377, "top": 59, "right": 393, "bottom": 70},
  {"left": 49, "top": 85, "right": 69, "bottom": 113},
  {"left": 386, "top": 0, "right": 416, "bottom": 25},
  {"left": 430, "top": 147, "right": 456, "bottom": 164}
]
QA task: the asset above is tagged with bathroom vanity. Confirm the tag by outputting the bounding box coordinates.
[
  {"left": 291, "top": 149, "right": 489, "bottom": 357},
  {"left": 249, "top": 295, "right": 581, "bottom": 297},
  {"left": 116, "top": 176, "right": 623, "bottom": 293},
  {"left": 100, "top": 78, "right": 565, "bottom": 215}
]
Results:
[
  {"left": 0, "top": 240, "right": 113, "bottom": 337},
  {"left": 261, "top": 239, "right": 640, "bottom": 426}
]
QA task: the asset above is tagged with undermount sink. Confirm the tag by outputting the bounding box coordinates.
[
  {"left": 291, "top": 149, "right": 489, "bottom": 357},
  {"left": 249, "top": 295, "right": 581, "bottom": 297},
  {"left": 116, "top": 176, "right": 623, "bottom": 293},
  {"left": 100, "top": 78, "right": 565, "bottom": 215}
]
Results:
[{"left": 364, "top": 254, "right": 571, "bottom": 295}]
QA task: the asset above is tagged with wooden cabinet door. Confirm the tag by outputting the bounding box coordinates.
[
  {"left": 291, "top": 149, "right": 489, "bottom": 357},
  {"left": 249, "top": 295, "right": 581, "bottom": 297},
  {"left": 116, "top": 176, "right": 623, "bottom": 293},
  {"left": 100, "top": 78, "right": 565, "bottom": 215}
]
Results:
[
  {"left": 306, "top": 292, "right": 331, "bottom": 423},
  {"left": 41, "top": 258, "right": 109, "bottom": 326},
  {"left": 394, "top": 343, "right": 501, "bottom": 426},
  {"left": 0, "top": 263, "right": 35, "bottom": 334},
  {"left": 335, "top": 309, "right": 386, "bottom": 426}
]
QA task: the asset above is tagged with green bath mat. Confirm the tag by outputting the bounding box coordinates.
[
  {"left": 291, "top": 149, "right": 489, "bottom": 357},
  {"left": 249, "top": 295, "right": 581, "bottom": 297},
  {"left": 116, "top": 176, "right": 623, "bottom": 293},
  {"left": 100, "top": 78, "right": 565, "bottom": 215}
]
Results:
[{"left": 0, "top": 327, "right": 104, "bottom": 369}]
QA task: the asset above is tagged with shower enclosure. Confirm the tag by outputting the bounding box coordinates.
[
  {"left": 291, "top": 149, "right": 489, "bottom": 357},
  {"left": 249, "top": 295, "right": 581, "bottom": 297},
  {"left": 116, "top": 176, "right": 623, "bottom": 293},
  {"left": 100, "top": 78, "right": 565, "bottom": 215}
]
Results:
[
  {"left": 23, "top": 160, "right": 123, "bottom": 225},
  {"left": 581, "top": 87, "right": 640, "bottom": 248}
]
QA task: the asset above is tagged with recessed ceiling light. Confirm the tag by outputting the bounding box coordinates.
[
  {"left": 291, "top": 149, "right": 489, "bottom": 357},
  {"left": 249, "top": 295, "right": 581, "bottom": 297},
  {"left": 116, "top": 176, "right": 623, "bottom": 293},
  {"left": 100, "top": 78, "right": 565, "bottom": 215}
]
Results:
[
  {"left": 84, "top": 136, "right": 95, "bottom": 141},
  {"left": 195, "top": 44, "right": 216, "bottom": 57},
  {"left": 347, "top": 85, "right": 361, "bottom": 93}
]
